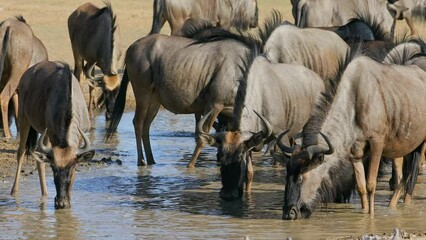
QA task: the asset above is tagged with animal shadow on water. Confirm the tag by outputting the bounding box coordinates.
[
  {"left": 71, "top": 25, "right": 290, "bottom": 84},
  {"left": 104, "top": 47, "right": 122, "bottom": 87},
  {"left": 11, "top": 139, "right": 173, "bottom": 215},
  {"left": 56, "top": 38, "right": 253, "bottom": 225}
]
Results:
[{"left": 74, "top": 163, "right": 285, "bottom": 219}]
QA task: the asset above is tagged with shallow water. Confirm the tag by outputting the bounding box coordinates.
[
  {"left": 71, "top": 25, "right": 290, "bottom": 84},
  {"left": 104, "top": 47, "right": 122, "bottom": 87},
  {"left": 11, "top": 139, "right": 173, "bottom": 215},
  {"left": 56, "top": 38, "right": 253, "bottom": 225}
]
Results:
[{"left": 1, "top": 110, "right": 426, "bottom": 239}]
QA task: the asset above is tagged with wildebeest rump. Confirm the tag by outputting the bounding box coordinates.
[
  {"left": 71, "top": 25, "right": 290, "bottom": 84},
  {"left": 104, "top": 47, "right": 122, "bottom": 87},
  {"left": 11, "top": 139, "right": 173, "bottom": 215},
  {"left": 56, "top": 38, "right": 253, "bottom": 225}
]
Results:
[
  {"left": 0, "top": 16, "right": 48, "bottom": 139},
  {"left": 11, "top": 61, "right": 95, "bottom": 209},
  {"left": 259, "top": 11, "right": 350, "bottom": 89},
  {"left": 68, "top": 1, "right": 122, "bottom": 120},
  {"left": 149, "top": 0, "right": 259, "bottom": 35},
  {"left": 106, "top": 25, "right": 259, "bottom": 167},
  {"left": 197, "top": 48, "right": 326, "bottom": 200},
  {"left": 291, "top": 0, "right": 408, "bottom": 40},
  {"left": 282, "top": 54, "right": 426, "bottom": 219}
]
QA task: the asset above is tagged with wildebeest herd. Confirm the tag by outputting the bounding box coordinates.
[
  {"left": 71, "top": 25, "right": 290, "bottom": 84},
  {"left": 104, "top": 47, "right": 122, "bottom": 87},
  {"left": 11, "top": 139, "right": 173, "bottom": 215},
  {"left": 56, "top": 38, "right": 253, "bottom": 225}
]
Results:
[{"left": 1, "top": 0, "right": 426, "bottom": 221}]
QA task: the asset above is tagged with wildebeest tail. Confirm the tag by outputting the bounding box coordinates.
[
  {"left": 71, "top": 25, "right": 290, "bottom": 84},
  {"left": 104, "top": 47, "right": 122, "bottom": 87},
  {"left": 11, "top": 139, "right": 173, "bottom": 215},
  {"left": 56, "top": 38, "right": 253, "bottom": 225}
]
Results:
[
  {"left": 105, "top": 68, "right": 129, "bottom": 141},
  {"left": 25, "top": 127, "right": 38, "bottom": 155},
  {"left": 149, "top": 0, "right": 164, "bottom": 34},
  {"left": 0, "top": 26, "right": 11, "bottom": 87},
  {"left": 402, "top": 143, "right": 423, "bottom": 198}
]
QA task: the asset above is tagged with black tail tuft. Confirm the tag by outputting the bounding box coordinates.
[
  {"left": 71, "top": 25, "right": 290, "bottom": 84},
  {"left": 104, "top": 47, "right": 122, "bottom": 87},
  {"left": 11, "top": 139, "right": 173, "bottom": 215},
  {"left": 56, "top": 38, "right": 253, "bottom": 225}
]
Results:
[
  {"left": 104, "top": 68, "right": 129, "bottom": 142},
  {"left": 402, "top": 143, "right": 423, "bottom": 197}
]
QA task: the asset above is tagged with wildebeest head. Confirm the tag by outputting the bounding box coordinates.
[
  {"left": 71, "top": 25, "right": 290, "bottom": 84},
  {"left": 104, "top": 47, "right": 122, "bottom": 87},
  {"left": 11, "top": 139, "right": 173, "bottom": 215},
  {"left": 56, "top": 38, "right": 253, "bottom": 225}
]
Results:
[
  {"left": 278, "top": 131, "right": 334, "bottom": 220},
  {"left": 231, "top": 0, "right": 259, "bottom": 30},
  {"left": 88, "top": 74, "right": 120, "bottom": 120},
  {"left": 199, "top": 110, "right": 272, "bottom": 200},
  {"left": 378, "top": 0, "right": 409, "bottom": 39},
  {"left": 32, "top": 128, "right": 95, "bottom": 209}
]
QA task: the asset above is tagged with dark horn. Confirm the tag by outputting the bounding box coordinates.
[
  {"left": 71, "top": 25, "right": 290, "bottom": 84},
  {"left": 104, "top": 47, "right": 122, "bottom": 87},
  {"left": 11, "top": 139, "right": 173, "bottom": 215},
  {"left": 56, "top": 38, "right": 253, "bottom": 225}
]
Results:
[
  {"left": 197, "top": 110, "right": 214, "bottom": 135},
  {"left": 37, "top": 129, "right": 52, "bottom": 155},
  {"left": 319, "top": 132, "right": 334, "bottom": 155},
  {"left": 84, "top": 62, "right": 97, "bottom": 79},
  {"left": 253, "top": 110, "right": 272, "bottom": 138},
  {"left": 276, "top": 130, "right": 298, "bottom": 154}
]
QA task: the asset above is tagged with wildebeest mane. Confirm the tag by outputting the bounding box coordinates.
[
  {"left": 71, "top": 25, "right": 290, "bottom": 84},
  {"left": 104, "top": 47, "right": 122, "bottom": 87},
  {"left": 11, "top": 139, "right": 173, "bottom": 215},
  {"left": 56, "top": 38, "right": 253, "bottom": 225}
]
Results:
[
  {"left": 180, "top": 18, "right": 262, "bottom": 50},
  {"left": 257, "top": 10, "right": 290, "bottom": 45},
  {"left": 230, "top": 46, "right": 261, "bottom": 131},
  {"left": 302, "top": 45, "right": 361, "bottom": 147},
  {"left": 313, "top": 155, "right": 355, "bottom": 208},
  {"left": 384, "top": 36, "right": 426, "bottom": 65},
  {"left": 353, "top": 2, "right": 389, "bottom": 41},
  {"left": 52, "top": 62, "right": 73, "bottom": 148}
]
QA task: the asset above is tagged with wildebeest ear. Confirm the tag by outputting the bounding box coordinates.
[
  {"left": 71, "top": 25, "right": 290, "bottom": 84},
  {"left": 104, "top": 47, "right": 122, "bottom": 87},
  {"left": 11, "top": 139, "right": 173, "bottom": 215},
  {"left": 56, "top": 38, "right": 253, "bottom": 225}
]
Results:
[
  {"left": 77, "top": 150, "right": 95, "bottom": 163},
  {"left": 199, "top": 133, "right": 217, "bottom": 147},
  {"left": 244, "top": 132, "right": 264, "bottom": 150},
  {"left": 301, "top": 153, "right": 324, "bottom": 173},
  {"left": 31, "top": 151, "right": 51, "bottom": 163},
  {"left": 387, "top": 3, "right": 409, "bottom": 19}
]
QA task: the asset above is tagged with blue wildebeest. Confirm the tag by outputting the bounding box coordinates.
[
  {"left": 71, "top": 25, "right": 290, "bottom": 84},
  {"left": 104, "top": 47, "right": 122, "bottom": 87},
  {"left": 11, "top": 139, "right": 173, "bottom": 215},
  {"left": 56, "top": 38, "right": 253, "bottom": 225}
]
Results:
[
  {"left": 68, "top": 1, "right": 122, "bottom": 120},
  {"left": 291, "top": 0, "right": 408, "bottom": 40},
  {"left": 392, "top": 0, "right": 426, "bottom": 35},
  {"left": 196, "top": 46, "right": 329, "bottom": 200},
  {"left": 0, "top": 16, "right": 48, "bottom": 139},
  {"left": 11, "top": 61, "right": 95, "bottom": 209},
  {"left": 281, "top": 53, "right": 426, "bottom": 219},
  {"left": 149, "top": 0, "right": 258, "bottom": 35},
  {"left": 106, "top": 23, "right": 260, "bottom": 167},
  {"left": 258, "top": 11, "right": 350, "bottom": 89}
]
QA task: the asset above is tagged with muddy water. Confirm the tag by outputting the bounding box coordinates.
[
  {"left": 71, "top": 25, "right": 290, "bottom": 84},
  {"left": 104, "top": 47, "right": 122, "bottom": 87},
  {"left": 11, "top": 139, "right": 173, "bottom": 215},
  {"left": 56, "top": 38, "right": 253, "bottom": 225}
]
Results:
[{"left": 1, "top": 110, "right": 426, "bottom": 239}]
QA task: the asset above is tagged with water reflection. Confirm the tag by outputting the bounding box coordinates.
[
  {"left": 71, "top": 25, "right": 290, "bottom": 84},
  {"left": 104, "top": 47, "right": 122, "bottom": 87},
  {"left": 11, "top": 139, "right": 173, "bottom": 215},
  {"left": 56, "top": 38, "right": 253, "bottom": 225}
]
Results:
[{"left": 0, "top": 110, "right": 426, "bottom": 239}]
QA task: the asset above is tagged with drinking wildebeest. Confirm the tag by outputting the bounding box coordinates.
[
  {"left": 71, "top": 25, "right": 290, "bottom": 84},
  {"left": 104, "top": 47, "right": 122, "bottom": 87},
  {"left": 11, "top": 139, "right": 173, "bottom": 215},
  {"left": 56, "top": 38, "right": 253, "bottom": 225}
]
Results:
[
  {"left": 149, "top": 0, "right": 259, "bottom": 35},
  {"left": 68, "top": 1, "right": 122, "bottom": 120},
  {"left": 291, "top": 0, "right": 408, "bottom": 40},
  {"left": 258, "top": 11, "right": 350, "bottom": 89},
  {"left": 281, "top": 54, "right": 426, "bottom": 219},
  {"left": 106, "top": 23, "right": 260, "bottom": 167},
  {"left": 11, "top": 61, "right": 95, "bottom": 209},
  {"left": 196, "top": 47, "right": 330, "bottom": 200},
  {"left": 0, "top": 16, "right": 48, "bottom": 139}
]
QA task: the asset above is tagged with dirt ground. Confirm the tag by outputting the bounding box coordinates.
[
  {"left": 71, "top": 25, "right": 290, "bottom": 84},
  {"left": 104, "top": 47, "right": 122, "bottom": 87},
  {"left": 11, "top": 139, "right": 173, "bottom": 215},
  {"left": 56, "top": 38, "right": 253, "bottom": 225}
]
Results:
[{"left": 0, "top": 1, "right": 424, "bottom": 178}]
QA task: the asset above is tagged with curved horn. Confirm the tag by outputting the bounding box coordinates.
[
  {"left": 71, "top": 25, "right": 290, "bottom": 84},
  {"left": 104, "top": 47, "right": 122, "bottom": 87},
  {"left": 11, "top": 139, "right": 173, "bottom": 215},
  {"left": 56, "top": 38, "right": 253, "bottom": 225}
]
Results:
[
  {"left": 84, "top": 62, "right": 97, "bottom": 79},
  {"left": 319, "top": 132, "right": 334, "bottom": 155},
  {"left": 37, "top": 129, "right": 52, "bottom": 155},
  {"left": 276, "top": 130, "right": 298, "bottom": 154},
  {"left": 197, "top": 110, "right": 214, "bottom": 135},
  {"left": 77, "top": 127, "right": 91, "bottom": 153},
  {"left": 253, "top": 110, "right": 272, "bottom": 138}
]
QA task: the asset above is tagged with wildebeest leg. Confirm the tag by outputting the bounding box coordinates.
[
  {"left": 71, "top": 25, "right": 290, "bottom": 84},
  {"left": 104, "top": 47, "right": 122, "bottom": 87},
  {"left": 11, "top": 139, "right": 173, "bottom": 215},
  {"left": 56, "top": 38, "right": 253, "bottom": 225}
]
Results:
[
  {"left": 389, "top": 157, "right": 404, "bottom": 208},
  {"left": 352, "top": 159, "right": 368, "bottom": 213},
  {"left": 11, "top": 117, "right": 31, "bottom": 196},
  {"left": 0, "top": 80, "right": 17, "bottom": 139},
  {"left": 133, "top": 102, "right": 147, "bottom": 166},
  {"left": 366, "top": 140, "right": 385, "bottom": 215},
  {"left": 194, "top": 113, "right": 201, "bottom": 133},
  {"left": 36, "top": 161, "right": 48, "bottom": 196},
  {"left": 88, "top": 85, "right": 96, "bottom": 119},
  {"left": 142, "top": 98, "right": 161, "bottom": 165},
  {"left": 390, "top": 157, "right": 403, "bottom": 190},
  {"left": 72, "top": 47, "right": 85, "bottom": 82},
  {"left": 187, "top": 107, "right": 222, "bottom": 168},
  {"left": 405, "top": 17, "right": 417, "bottom": 35},
  {"left": 12, "top": 93, "right": 18, "bottom": 130},
  {"left": 246, "top": 152, "right": 253, "bottom": 193}
]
